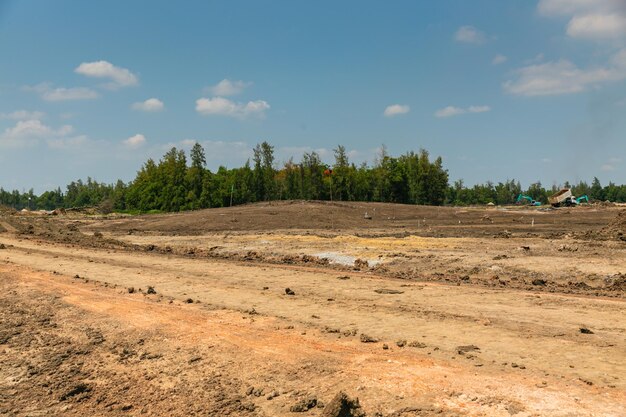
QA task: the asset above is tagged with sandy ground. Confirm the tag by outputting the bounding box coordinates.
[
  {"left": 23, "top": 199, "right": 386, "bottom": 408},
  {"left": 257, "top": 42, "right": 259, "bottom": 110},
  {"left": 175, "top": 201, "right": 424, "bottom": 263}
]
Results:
[{"left": 1, "top": 201, "right": 625, "bottom": 416}]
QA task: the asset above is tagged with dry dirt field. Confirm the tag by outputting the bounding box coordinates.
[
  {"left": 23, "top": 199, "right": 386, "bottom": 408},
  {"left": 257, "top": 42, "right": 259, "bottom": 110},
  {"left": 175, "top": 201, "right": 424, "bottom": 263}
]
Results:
[{"left": 1, "top": 201, "right": 625, "bottom": 416}]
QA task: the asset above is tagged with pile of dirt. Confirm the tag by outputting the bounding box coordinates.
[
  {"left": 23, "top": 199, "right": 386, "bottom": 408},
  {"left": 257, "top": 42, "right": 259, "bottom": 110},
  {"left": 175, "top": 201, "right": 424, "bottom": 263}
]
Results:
[
  {"left": 605, "top": 273, "right": 626, "bottom": 291},
  {"left": 64, "top": 206, "right": 101, "bottom": 215},
  {"left": 87, "top": 200, "right": 620, "bottom": 238},
  {"left": 0, "top": 205, "right": 16, "bottom": 214},
  {"left": 9, "top": 216, "right": 137, "bottom": 251},
  {"left": 601, "top": 210, "right": 626, "bottom": 240},
  {"left": 321, "top": 391, "right": 365, "bottom": 417}
]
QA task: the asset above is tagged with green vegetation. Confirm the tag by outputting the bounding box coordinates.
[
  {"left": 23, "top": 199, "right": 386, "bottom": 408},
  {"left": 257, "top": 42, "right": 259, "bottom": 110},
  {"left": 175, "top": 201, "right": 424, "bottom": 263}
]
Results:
[
  {"left": 1, "top": 142, "right": 625, "bottom": 212},
  {"left": 446, "top": 177, "right": 626, "bottom": 206}
]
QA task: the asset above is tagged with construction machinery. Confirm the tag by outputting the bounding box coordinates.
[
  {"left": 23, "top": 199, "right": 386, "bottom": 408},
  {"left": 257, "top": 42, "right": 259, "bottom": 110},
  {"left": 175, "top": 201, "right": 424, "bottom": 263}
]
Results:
[
  {"left": 576, "top": 195, "right": 589, "bottom": 204},
  {"left": 548, "top": 188, "right": 589, "bottom": 207},
  {"left": 549, "top": 188, "right": 573, "bottom": 206},
  {"left": 516, "top": 194, "right": 541, "bottom": 206}
]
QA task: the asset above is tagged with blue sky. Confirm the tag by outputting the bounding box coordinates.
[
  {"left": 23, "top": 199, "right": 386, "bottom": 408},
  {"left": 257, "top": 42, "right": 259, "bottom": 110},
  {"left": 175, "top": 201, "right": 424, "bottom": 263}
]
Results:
[{"left": 1, "top": 0, "right": 625, "bottom": 193}]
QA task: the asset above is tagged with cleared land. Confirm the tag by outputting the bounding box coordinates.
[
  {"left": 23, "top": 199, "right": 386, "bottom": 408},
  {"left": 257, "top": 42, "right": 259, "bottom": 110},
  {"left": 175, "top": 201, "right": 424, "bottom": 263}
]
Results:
[{"left": 1, "top": 201, "right": 625, "bottom": 416}]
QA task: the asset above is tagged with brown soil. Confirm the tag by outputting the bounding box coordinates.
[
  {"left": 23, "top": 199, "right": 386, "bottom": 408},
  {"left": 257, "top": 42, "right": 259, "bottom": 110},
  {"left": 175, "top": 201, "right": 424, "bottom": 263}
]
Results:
[
  {"left": 1, "top": 201, "right": 625, "bottom": 416},
  {"left": 92, "top": 200, "right": 621, "bottom": 237},
  {"left": 601, "top": 209, "right": 626, "bottom": 240}
]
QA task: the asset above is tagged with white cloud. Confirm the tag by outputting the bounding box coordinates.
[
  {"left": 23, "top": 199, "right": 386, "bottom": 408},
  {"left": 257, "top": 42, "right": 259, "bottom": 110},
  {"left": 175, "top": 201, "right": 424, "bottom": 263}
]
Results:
[
  {"left": 511, "top": 3, "right": 626, "bottom": 96},
  {"left": 383, "top": 104, "right": 410, "bottom": 117},
  {"left": 492, "top": 54, "right": 508, "bottom": 65},
  {"left": 45, "top": 87, "right": 99, "bottom": 101},
  {"left": 601, "top": 164, "right": 616, "bottom": 171},
  {"left": 467, "top": 105, "right": 491, "bottom": 113},
  {"left": 454, "top": 26, "right": 487, "bottom": 44},
  {"left": 4, "top": 120, "right": 54, "bottom": 139},
  {"left": 538, "top": 0, "right": 626, "bottom": 40},
  {"left": 0, "top": 119, "right": 75, "bottom": 148},
  {"left": 195, "top": 97, "right": 270, "bottom": 118},
  {"left": 435, "top": 106, "right": 465, "bottom": 118},
  {"left": 207, "top": 79, "right": 252, "bottom": 96},
  {"left": 567, "top": 13, "right": 626, "bottom": 39},
  {"left": 75, "top": 60, "right": 138, "bottom": 88},
  {"left": 538, "top": 0, "right": 624, "bottom": 17},
  {"left": 46, "top": 135, "right": 89, "bottom": 150},
  {"left": 179, "top": 139, "right": 197, "bottom": 148},
  {"left": 0, "top": 110, "right": 45, "bottom": 120},
  {"left": 132, "top": 98, "right": 164, "bottom": 112},
  {"left": 435, "top": 105, "right": 491, "bottom": 118},
  {"left": 503, "top": 50, "right": 626, "bottom": 96},
  {"left": 123, "top": 134, "right": 147, "bottom": 149},
  {"left": 25, "top": 83, "right": 99, "bottom": 101}
]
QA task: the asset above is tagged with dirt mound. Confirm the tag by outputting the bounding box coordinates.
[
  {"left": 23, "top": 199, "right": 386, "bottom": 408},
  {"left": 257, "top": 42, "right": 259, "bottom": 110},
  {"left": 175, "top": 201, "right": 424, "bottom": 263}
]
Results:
[
  {"left": 290, "top": 396, "right": 318, "bottom": 412},
  {"left": 602, "top": 210, "right": 626, "bottom": 240},
  {"left": 65, "top": 206, "right": 101, "bottom": 215},
  {"left": 87, "top": 200, "right": 620, "bottom": 238},
  {"left": 0, "top": 205, "right": 16, "bottom": 214},
  {"left": 9, "top": 216, "right": 136, "bottom": 251},
  {"left": 321, "top": 391, "right": 365, "bottom": 417},
  {"left": 605, "top": 274, "right": 626, "bottom": 291}
]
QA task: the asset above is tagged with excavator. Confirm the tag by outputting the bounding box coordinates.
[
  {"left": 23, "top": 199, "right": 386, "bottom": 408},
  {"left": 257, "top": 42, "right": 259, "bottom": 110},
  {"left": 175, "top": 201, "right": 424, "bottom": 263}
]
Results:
[
  {"left": 575, "top": 195, "right": 589, "bottom": 204},
  {"left": 516, "top": 194, "right": 542, "bottom": 206}
]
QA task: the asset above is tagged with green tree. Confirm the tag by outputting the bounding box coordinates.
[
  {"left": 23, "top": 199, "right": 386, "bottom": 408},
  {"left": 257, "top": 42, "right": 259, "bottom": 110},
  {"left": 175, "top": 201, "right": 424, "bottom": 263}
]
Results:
[
  {"left": 525, "top": 181, "right": 548, "bottom": 204},
  {"left": 332, "top": 145, "right": 351, "bottom": 201},
  {"left": 590, "top": 177, "right": 604, "bottom": 201},
  {"left": 186, "top": 142, "right": 207, "bottom": 208},
  {"left": 158, "top": 147, "right": 188, "bottom": 211}
]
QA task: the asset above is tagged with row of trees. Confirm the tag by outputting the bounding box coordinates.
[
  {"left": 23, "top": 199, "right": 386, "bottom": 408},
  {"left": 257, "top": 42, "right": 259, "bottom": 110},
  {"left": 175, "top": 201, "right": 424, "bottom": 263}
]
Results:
[
  {"left": 1, "top": 141, "right": 625, "bottom": 212},
  {"left": 121, "top": 142, "right": 449, "bottom": 211},
  {"left": 446, "top": 177, "right": 626, "bottom": 206},
  {"left": 0, "top": 178, "right": 126, "bottom": 211}
]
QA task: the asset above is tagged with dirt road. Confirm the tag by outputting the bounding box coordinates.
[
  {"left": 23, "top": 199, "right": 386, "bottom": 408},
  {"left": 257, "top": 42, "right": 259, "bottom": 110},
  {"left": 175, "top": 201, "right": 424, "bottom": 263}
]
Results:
[{"left": 1, "top": 224, "right": 625, "bottom": 416}]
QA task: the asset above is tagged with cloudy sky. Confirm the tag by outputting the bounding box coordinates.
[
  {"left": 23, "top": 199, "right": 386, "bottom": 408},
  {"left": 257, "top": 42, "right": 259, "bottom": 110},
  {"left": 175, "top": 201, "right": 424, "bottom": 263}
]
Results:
[{"left": 1, "top": 0, "right": 625, "bottom": 192}]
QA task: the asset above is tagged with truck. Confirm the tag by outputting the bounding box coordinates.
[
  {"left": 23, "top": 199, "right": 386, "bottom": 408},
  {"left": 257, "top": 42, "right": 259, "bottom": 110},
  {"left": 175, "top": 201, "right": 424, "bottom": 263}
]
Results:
[
  {"left": 548, "top": 189, "right": 589, "bottom": 207},
  {"left": 548, "top": 188, "right": 573, "bottom": 206}
]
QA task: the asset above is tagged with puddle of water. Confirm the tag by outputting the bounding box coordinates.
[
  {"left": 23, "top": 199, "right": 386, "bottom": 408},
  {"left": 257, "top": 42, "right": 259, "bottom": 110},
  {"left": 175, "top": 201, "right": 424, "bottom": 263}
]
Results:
[{"left": 314, "top": 251, "right": 380, "bottom": 267}]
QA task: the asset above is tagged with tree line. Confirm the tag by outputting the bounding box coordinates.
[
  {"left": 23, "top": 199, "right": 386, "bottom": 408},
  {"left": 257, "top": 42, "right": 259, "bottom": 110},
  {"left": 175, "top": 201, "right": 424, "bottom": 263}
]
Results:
[
  {"left": 1, "top": 141, "right": 625, "bottom": 212},
  {"left": 446, "top": 177, "right": 626, "bottom": 206}
]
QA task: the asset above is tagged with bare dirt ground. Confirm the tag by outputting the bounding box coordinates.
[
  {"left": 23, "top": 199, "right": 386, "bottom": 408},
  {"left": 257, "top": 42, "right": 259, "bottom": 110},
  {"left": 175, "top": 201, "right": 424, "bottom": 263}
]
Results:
[{"left": 1, "top": 201, "right": 625, "bottom": 416}]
